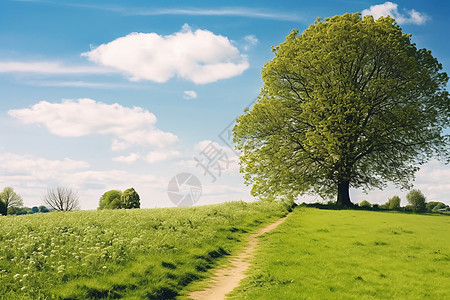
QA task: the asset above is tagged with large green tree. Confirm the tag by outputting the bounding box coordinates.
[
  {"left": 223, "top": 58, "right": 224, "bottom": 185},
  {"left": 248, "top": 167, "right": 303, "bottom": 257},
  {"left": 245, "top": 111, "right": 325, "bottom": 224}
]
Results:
[
  {"left": 234, "top": 13, "right": 449, "bottom": 206},
  {"left": 0, "top": 187, "right": 23, "bottom": 215}
]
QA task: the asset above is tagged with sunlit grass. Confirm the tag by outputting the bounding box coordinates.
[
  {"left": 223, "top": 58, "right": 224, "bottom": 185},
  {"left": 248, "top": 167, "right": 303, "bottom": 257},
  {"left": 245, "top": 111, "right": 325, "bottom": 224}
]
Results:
[
  {"left": 230, "top": 207, "right": 450, "bottom": 299},
  {"left": 0, "top": 201, "right": 289, "bottom": 299}
]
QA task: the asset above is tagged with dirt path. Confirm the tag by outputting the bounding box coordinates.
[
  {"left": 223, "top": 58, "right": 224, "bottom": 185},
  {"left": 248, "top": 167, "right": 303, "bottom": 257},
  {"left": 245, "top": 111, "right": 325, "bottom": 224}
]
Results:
[{"left": 189, "top": 214, "right": 289, "bottom": 300}]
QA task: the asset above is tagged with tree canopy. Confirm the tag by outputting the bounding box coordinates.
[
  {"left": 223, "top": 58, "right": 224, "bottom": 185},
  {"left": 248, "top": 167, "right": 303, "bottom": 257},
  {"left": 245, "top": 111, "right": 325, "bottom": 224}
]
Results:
[{"left": 233, "top": 13, "right": 449, "bottom": 206}]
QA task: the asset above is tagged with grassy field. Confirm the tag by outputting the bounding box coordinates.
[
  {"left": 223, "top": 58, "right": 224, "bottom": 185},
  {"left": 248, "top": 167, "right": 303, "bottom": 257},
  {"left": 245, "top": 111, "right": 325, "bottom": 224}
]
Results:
[
  {"left": 0, "top": 201, "right": 289, "bottom": 299},
  {"left": 230, "top": 207, "right": 450, "bottom": 299}
]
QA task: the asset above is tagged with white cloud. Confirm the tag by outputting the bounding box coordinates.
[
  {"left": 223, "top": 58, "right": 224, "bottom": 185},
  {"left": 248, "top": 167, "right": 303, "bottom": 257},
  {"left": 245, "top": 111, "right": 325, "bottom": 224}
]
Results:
[
  {"left": 8, "top": 98, "right": 178, "bottom": 150},
  {"left": 26, "top": 80, "right": 138, "bottom": 89},
  {"left": 0, "top": 61, "right": 112, "bottom": 74},
  {"left": 244, "top": 35, "right": 258, "bottom": 45},
  {"left": 112, "top": 150, "right": 181, "bottom": 164},
  {"left": 83, "top": 24, "right": 249, "bottom": 84},
  {"left": 243, "top": 34, "right": 259, "bottom": 51},
  {"left": 144, "top": 150, "right": 180, "bottom": 164},
  {"left": 113, "top": 153, "right": 140, "bottom": 163},
  {"left": 362, "top": 2, "right": 428, "bottom": 25},
  {"left": 64, "top": 170, "right": 156, "bottom": 189},
  {"left": 132, "top": 8, "right": 301, "bottom": 21},
  {"left": 14, "top": 2, "right": 303, "bottom": 21},
  {"left": 183, "top": 90, "right": 198, "bottom": 99},
  {"left": 0, "top": 149, "right": 163, "bottom": 209},
  {"left": 0, "top": 151, "right": 89, "bottom": 181}
]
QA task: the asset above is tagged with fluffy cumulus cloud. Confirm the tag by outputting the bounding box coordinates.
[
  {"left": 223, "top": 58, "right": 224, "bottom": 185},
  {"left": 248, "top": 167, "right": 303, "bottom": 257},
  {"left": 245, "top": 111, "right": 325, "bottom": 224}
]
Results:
[
  {"left": 8, "top": 98, "right": 177, "bottom": 150},
  {"left": 83, "top": 24, "right": 249, "bottom": 84},
  {"left": 362, "top": 2, "right": 428, "bottom": 25},
  {"left": 183, "top": 90, "right": 198, "bottom": 99}
]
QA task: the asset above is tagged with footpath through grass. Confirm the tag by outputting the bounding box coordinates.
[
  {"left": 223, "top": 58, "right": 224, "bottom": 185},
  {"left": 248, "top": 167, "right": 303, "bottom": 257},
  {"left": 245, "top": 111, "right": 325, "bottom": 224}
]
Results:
[
  {"left": 230, "top": 207, "right": 450, "bottom": 299},
  {"left": 0, "top": 201, "right": 289, "bottom": 299}
]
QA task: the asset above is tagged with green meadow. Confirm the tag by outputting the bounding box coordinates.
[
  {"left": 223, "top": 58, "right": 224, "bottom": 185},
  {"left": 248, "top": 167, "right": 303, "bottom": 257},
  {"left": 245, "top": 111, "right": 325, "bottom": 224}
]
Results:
[
  {"left": 2, "top": 202, "right": 450, "bottom": 299},
  {"left": 0, "top": 201, "right": 289, "bottom": 299},
  {"left": 231, "top": 207, "right": 450, "bottom": 299}
]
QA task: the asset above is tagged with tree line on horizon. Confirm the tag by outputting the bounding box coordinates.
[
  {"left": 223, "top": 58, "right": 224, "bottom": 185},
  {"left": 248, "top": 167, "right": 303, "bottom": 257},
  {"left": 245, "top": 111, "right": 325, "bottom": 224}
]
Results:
[
  {"left": 356, "top": 189, "right": 450, "bottom": 214},
  {"left": 0, "top": 186, "right": 141, "bottom": 215}
]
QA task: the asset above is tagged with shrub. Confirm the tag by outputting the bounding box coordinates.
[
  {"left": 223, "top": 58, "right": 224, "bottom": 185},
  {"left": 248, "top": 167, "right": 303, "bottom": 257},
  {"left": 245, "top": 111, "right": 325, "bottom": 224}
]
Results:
[
  {"left": 0, "top": 199, "right": 6, "bottom": 215},
  {"left": 39, "top": 206, "right": 50, "bottom": 213},
  {"left": 406, "top": 189, "right": 426, "bottom": 213},
  {"left": 432, "top": 203, "right": 448, "bottom": 213},
  {"left": 404, "top": 205, "right": 414, "bottom": 212},
  {"left": 121, "top": 188, "right": 140, "bottom": 209},
  {"left": 379, "top": 203, "right": 389, "bottom": 210},
  {"left": 426, "top": 202, "right": 447, "bottom": 213},
  {"left": 98, "top": 190, "right": 123, "bottom": 209},
  {"left": 359, "top": 200, "right": 371, "bottom": 208},
  {"left": 15, "top": 207, "right": 32, "bottom": 215},
  {"left": 388, "top": 195, "right": 401, "bottom": 210}
]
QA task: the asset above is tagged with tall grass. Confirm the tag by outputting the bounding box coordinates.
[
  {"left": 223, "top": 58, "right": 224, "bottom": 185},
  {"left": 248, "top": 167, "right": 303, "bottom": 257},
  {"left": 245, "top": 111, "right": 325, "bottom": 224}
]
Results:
[{"left": 0, "top": 201, "right": 288, "bottom": 299}]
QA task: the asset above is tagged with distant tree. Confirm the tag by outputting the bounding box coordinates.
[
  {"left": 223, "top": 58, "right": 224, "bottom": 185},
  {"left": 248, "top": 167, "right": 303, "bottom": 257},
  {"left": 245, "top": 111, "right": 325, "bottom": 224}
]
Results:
[
  {"left": 359, "top": 200, "right": 371, "bottom": 208},
  {"left": 23, "top": 207, "right": 32, "bottom": 214},
  {"left": 406, "top": 189, "right": 426, "bottom": 213},
  {"left": 379, "top": 203, "right": 389, "bottom": 210},
  {"left": 0, "top": 187, "right": 23, "bottom": 215},
  {"left": 42, "top": 187, "right": 80, "bottom": 212},
  {"left": 0, "top": 199, "right": 6, "bottom": 215},
  {"left": 426, "top": 201, "right": 440, "bottom": 212},
  {"left": 31, "top": 206, "right": 39, "bottom": 213},
  {"left": 39, "top": 205, "right": 50, "bottom": 213},
  {"left": 388, "top": 196, "right": 401, "bottom": 210},
  {"left": 98, "top": 190, "right": 123, "bottom": 209},
  {"left": 431, "top": 202, "right": 448, "bottom": 213},
  {"left": 404, "top": 205, "right": 414, "bottom": 212},
  {"left": 121, "top": 188, "right": 140, "bottom": 209}
]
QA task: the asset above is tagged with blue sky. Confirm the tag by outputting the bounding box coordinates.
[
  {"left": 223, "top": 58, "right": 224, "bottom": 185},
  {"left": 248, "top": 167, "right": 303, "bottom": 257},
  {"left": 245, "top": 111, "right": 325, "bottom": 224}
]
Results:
[{"left": 0, "top": 0, "right": 449, "bottom": 209}]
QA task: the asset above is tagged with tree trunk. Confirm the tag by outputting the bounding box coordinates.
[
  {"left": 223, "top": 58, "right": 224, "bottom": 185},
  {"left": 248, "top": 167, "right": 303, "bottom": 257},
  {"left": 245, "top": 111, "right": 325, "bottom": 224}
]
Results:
[{"left": 337, "top": 180, "right": 352, "bottom": 207}]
